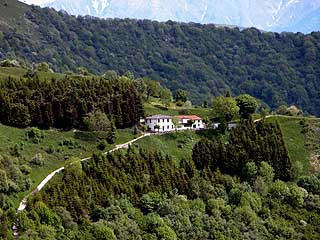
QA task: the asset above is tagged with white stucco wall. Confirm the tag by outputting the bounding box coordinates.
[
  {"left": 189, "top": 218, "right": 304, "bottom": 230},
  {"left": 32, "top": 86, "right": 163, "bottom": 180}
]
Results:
[
  {"left": 178, "top": 119, "right": 204, "bottom": 130},
  {"left": 145, "top": 118, "right": 174, "bottom": 132},
  {"left": 145, "top": 116, "right": 205, "bottom": 132}
]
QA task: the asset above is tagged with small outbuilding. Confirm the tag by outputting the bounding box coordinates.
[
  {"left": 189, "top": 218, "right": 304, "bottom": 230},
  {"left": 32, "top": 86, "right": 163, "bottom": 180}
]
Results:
[{"left": 176, "top": 115, "right": 205, "bottom": 130}]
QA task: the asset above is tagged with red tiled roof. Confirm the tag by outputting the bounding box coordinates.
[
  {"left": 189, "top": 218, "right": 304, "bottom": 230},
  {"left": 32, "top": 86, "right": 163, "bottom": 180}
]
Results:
[{"left": 177, "top": 115, "right": 202, "bottom": 120}]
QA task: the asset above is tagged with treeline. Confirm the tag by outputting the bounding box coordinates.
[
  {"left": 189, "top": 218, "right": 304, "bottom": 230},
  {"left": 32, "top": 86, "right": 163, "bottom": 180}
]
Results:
[
  {"left": 0, "top": 74, "right": 144, "bottom": 129},
  {"left": 1, "top": 5, "right": 320, "bottom": 114},
  {"left": 193, "top": 120, "right": 292, "bottom": 181}
]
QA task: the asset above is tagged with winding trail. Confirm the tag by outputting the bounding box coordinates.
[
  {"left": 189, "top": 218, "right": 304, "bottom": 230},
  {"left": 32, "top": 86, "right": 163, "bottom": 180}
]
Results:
[{"left": 13, "top": 133, "right": 150, "bottom": 237}]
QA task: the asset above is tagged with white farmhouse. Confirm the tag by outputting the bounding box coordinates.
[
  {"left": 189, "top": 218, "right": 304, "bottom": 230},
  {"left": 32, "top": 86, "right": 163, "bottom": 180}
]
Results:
[
  {"left": 176, "top": 115, "right": 205, "bottom": 130},
  {"left": 145, "top": 115, "right": 174, "bottom": 132}
]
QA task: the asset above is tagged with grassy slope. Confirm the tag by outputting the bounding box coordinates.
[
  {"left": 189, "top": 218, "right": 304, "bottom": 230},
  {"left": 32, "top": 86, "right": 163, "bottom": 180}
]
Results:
[
  {"left": 0, "top": 0, "right": 29, "bottom": 30},
  {"left": 0, "top": 123, "right": 139, "bottom": 206},
  {"left": 138, "top": 99, "right": 214, "bottom": 163},
  {"left": 131, "top": 129, "right": 220, "bottom": 164},
  {"left": 131, "top": 131, "right": 201, "bottom": 164},
  {"left": 0, "top": 67, "right": 142, "bottom": 206},
  {"left": 134, "top": 115, "right": 320, "bottom": 179},
  {"left": 266, "top": 116, "right": 320, "bottom": 178},
  {"left": 144, "top": 98, "right": 211, "bottom": 119}
]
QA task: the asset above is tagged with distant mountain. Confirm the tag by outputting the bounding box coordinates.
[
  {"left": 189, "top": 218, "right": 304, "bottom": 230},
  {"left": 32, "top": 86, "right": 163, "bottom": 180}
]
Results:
[{"left": 37, "top": 0, "right": 320, "bottom": 33}]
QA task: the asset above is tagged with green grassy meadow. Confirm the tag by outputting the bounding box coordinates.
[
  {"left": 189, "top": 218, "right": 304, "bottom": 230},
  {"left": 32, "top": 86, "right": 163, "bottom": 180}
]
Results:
[
  {"left": 131, "top": 131, "right": 201, "bottom": 163},
  {"left": 0, "top": 123, "right": 139, "bottom": 206},
  {"left": 266, "top": 115, "right": 320, "bottom": 178},
  {"left": 143, "top": 98, "right": 211, "bottom": 119}
]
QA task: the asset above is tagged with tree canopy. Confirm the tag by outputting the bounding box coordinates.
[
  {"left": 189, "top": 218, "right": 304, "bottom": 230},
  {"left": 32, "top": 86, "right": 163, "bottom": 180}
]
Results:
[
  {"left": 1, "top": 6, "right": 320, "bottom": 115},
  {"left": 211, "top": 96, "right": 239, "bottom": 124},
  {"left": 236, "top": 94, "right": 260, "bottom": 119}
]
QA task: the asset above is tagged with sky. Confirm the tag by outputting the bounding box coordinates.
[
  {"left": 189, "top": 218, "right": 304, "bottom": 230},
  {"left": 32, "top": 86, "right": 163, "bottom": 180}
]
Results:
[{"left": 19, "top": 0, "right": 55, "bottom": 4}]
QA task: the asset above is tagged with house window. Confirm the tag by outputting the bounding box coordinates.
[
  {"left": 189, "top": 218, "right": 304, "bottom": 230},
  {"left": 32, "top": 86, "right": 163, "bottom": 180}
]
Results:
[
  {"left": 167, "top": 125, "right": 169, "bottom": 129},
  {"left": 198, "top": 124, "right": 200, "bottom": 127},
  {"left": 158, "top": 119, "right": 160, "bottom": 123},
  {"left": 163, "top": 119, "right": 164, "bottom": 122},
  {"left": 167, "top": 119, "right": 169, "bottom": 122},
  {"left": 162, "top": 126, "right": 165, "bottom": 131},
  {"left": 172, "top": 125, "right": 174, "bottom": 129}
]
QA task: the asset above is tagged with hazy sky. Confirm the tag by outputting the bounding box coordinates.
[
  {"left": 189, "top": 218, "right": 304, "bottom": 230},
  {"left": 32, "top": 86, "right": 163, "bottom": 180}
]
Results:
[{"left": 20, "top": 0, "right": 55, "bottom": 4}]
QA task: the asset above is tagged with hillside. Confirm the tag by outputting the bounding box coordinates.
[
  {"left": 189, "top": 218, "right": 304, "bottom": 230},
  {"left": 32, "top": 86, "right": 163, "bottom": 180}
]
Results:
[
  {"left": 11, "top": 117, "right": 320, "bottom": 239},
  {"left": 0, "top": 66, "right": 144, "bottom": 206},
  {"left": 267, "top": 116, "right": 320, "bottom": 177},
  {"left": 0, "top": 2, "right": 320, "bottom": 116},
  {"left": 0, "top": 0, "right": 29, "bottom": 28},
  {"left": 0, "top": 64, "right": 319, "bottom": 237},
  {"left": 0, "top": 122, "right": 138, "bottom": 204},
  {"left": 132, "top": 115, "right": 320, "bottom": 179}
]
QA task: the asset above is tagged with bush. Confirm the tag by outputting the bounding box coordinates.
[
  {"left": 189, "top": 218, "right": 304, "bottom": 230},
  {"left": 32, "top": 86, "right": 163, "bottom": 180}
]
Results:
[
  {"left": 35, "top": 62, "right": 52, "bottom": 72},
  {"left": 10, "top": 143, "right": 22, "bottom": 157},
  {"left": 20, "top": 165, "right": 32, "bottom": 174},
  {"left": 97, "top": 140, "right": 107, "bottom": 151},
  {"left": 270, "top": 180, "right": 289, "bottom": 200},
  {"left": 59, "top": 139, "right": 81, "bottom": 149},
  {"left": 297, "top": 176, "right": 320, "bottom": 194},
  {"left": 45, "top": 145, "right": 55, "bottom": 154},
  {"left": 0, "top": 169, "right": 9, "bottom": 192},
  {"left": 140, "top": 192, "right": 166, "bottom": 213},
  {"left": 26, "top": 127, "right": 43, "bottom": 144},
  {"left": 0, "top": 59, "right": 20, "bottom": 67},
  {"left": 242, "top": 162, "right": 258, "bottom": 181},
  {"left": 175, "top": 101, "right": 184, "bottom": 107},
  {"left": 287, "top": 185, "right": 305, "bottom": 207},
  {"left": 31, "top": 153, "right": 44, "bottom": 166}
]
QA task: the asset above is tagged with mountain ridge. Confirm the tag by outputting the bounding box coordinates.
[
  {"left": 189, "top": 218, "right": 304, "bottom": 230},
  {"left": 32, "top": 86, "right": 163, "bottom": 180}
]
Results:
[{"left": 35, "top": 0, "right": 320, "bottom": 33}]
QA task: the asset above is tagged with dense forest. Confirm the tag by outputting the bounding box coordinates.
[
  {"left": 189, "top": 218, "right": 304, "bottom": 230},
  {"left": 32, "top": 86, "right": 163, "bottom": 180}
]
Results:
[
  {"left": 0, "top": 72, "right": 143, "bottom": 129},
  {"left": 9, "top": 120, "right": 320, "bottom": 239},
  {"left": 193, "top": 120, "right": 292, "bottom": 181},
  {"left": 1, "top": 4, "right": 320, "bottom": 115}
]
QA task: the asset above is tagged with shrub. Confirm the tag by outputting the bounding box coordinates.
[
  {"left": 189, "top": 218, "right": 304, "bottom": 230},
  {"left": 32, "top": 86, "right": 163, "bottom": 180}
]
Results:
[
  {"left": 10, "top": 143, "right": 22, "bottom": 157},
  {"left": 297, "top": 176, "right": 320, "bottom": 194},
  {"left": 270, "top": 180, "right": 289, "bottom": 200},
  {"left": 97, "top": 140, "right": 107, "bottom": 151},
  {"left": 45, "top": 145, "right": 55, "bottom": 154},
  {"left": 140, "top": 192, "right": 166, "bottom": 213},
  {"left": 175, "top": 101, "right": 184, "bottom": 107},
  {"left": 20, "top": 165, "right": 32, "bottom": 174},
  {"left": 59, "top": 139, "right": 81, "bottom": 149},
  {"left": 31, "top": 153, "right": 44, "bottom": 166},
  {"left": 26, "top": 127, "right": 43, "bottom": 144}
]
